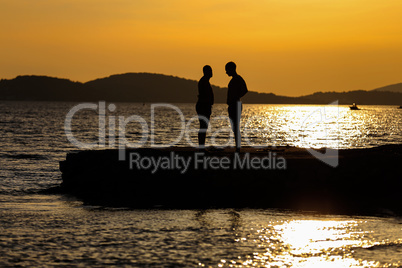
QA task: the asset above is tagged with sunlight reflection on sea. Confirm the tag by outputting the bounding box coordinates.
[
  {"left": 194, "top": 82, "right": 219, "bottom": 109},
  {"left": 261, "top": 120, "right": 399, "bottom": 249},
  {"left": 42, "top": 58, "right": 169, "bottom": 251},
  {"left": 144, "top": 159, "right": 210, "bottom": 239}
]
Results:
[
  {"left": 0, "top": 101, "right": 401, "bottom": 267},
  {"left": 1, "top": 198, "right": 401, "bottom": 267}
]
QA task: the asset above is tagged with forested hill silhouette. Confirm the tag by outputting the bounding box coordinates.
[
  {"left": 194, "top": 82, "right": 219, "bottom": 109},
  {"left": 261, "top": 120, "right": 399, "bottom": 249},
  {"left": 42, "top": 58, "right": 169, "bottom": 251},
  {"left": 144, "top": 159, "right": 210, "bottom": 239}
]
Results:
[
  {"left": 0, "top": 74, "right": 225, "bottom": 102},
  {"left": 372, "top": 83, "right": 402, "bottom": 93},
  {"left": 0, "top": 73, "right": 401, "bottom": 104},
  {"left": 0, "top": 75, "right": 85, "bottom": 101},
  {"left": 84, "top": 73, "right": 226, "bottom": 102}
]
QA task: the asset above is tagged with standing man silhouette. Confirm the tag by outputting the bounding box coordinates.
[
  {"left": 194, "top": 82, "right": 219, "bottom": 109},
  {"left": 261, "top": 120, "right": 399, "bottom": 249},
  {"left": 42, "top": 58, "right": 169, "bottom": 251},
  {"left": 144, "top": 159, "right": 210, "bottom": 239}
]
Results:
[
  {"left": 196, "top": 65, "right": 214, "bottom": 149},
  {"left": 225, "top": 62, "right": 248, "bottom": 151}
]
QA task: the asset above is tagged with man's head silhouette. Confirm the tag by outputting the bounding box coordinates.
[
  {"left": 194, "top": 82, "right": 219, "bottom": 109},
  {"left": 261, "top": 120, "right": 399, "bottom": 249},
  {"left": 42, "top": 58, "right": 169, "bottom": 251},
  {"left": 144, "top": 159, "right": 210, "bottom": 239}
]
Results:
[
  {"left": 225, "top": 62, "right": 237, "bottom": 77},
  {"left": 203, "top": 65, "right": 213, "bottom": 78}
]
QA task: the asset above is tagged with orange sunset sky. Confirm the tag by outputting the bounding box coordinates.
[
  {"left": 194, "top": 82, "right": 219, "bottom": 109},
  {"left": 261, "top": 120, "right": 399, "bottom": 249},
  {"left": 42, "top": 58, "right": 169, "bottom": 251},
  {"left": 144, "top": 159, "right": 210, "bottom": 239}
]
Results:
[{"left": 1, "top": 0, "right": 402, "bottom": 96}]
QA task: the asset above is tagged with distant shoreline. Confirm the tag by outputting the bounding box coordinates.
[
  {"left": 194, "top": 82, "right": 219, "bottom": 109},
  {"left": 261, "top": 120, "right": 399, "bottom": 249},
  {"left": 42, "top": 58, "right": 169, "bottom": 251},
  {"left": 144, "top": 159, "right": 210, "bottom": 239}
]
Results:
[
  {"left": 1, "top": 73, "right": 402, "bottom": 105},
  {"left": 1, "top": 99, "right": 401, "bottom": 107}
]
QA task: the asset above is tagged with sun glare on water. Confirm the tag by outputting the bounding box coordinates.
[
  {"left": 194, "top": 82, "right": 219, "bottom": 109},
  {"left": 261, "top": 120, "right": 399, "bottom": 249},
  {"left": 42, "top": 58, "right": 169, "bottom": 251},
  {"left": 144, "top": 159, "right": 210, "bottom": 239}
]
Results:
[{"left": 210, "top": 218, "right": 383, "bottom": 268}]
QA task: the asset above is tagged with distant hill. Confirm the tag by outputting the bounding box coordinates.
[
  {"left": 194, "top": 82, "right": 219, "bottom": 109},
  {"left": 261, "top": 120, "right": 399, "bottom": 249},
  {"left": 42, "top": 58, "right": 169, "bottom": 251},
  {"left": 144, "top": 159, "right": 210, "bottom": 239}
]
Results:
[
  {"left": 298, "top": 90, "right": 402, "bottom": 105},
  {"left": 0, "top": 75, "right": 85, "bottom": 101},
  {"left": 372, "top": 83, "right": 402, "bottom": 93},
  {"left": 85, "top": 73, "right": 227, "bottom": 103},
  {"left": 1, "top": 73, "right": 401, "bottom": 105},
  {"left": 0, "top": 74, "right": 226, "bottom": 102}
]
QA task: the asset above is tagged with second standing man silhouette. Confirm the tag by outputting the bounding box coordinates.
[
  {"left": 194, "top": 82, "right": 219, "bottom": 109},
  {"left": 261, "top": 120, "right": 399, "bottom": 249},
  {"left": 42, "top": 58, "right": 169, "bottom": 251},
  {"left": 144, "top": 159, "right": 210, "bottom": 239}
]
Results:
[{"left": 225, "top": 62, "right": 248, "bottom": 151}]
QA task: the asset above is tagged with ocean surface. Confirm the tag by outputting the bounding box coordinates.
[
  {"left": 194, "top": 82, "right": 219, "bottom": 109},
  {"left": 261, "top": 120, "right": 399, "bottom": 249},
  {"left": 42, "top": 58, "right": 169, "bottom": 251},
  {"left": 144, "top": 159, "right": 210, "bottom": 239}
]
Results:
[{"left": 0, "top": 101, "right": 401, "bottom": 267}]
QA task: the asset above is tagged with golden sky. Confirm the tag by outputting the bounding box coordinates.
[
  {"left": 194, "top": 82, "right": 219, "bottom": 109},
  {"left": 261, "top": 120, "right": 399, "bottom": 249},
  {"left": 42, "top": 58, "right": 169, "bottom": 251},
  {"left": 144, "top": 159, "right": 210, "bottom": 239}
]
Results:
[{"left": 1, "top": 0, "right": 402, "bottom": 96}]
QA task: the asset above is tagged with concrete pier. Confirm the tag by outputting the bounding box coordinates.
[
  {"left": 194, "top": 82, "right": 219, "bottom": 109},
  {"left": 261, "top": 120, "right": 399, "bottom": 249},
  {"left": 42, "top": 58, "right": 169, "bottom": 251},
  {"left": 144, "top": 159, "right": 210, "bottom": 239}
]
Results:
[{"left": 60, "top": 145, "right": 402, "bottom": 215}]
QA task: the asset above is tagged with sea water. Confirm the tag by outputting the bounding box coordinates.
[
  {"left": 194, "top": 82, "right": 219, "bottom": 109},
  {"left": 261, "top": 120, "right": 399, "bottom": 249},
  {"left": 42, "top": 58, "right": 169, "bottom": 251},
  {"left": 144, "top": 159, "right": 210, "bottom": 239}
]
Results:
[{"left": 0, "top": 101, "right": 401, "bottom": 267}]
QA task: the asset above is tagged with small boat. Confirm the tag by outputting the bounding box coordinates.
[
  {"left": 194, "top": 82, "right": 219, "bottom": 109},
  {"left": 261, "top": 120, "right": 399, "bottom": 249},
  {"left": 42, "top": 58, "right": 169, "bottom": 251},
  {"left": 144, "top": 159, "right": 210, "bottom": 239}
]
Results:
[{"left": 350, "top": 103, "right": 360, "bottom": 110}]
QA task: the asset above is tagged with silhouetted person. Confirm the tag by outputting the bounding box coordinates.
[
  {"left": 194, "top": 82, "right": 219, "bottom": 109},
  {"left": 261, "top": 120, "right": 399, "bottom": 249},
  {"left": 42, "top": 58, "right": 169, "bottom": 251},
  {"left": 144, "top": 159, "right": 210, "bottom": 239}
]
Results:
[
  {"left": 225, "top": 62, "right": 248, "bottom": 151},
  {"left": 196, "top": 65, "right": 214, "bottom": 148}
]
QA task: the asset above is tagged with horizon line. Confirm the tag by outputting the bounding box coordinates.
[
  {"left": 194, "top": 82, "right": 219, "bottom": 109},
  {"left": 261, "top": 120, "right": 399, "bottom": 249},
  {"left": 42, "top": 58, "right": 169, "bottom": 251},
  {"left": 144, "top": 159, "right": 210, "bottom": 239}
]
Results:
[{"left": 2, "top": 72, "right": 402, "bottom": 98}]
